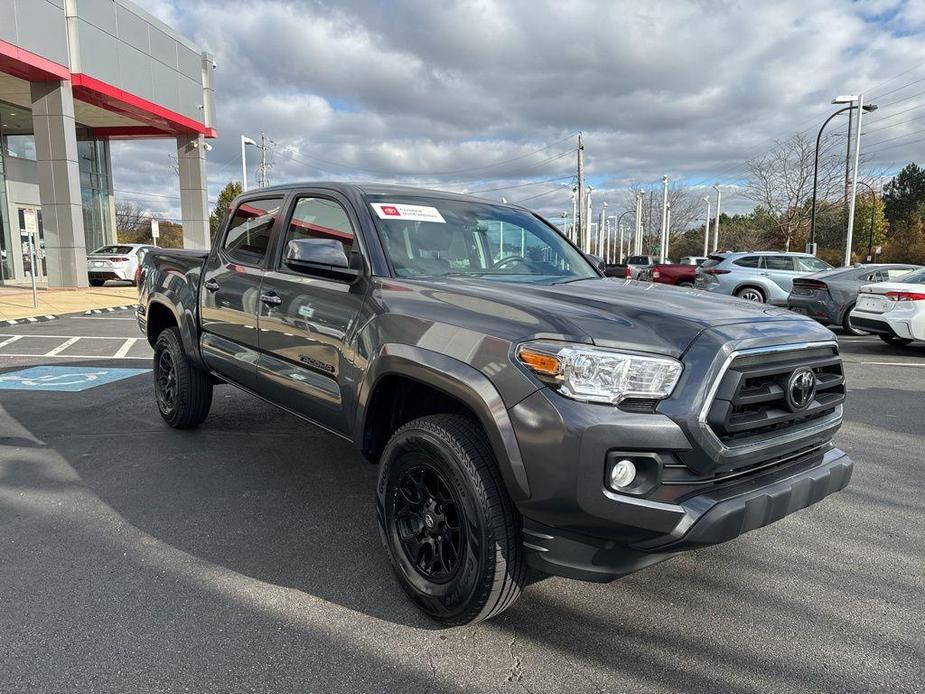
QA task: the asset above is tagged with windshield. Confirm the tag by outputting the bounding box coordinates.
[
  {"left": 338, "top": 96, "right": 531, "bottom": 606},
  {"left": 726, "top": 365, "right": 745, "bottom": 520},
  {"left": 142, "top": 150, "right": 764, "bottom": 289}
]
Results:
[{"left": 366, "top": 195, "right": 598, "bottom": 284}]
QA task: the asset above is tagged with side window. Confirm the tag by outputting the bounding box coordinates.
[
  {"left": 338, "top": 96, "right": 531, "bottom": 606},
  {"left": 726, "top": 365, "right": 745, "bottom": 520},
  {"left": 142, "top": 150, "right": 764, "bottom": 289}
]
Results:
[
  {"left": 281, "top": 196, "right": 354, "bottom": 266},
  {"left": 734, "top": 255, "right": 760, "bottom": 268},
  {"left": 223, "top": 198, "right": 282, "bottom": 265},
  {"left": 762, "top": 256, "right": 795, "bottom": 271},
  {"left": 887, "top": 268, "right": 915, "bottom": 280}
]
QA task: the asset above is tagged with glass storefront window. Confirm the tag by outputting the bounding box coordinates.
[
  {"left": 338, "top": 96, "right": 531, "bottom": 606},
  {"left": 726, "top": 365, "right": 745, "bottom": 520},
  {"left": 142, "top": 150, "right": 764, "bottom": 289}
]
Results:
[
  {"left": 77, "top": 132, "right": 114, "bottom": 252},
  {"left": 0, "top": 151, "right": 11, "bottom": 282},
  {"left": 1, "top": 102, "right": 36, "bottom": 161}
]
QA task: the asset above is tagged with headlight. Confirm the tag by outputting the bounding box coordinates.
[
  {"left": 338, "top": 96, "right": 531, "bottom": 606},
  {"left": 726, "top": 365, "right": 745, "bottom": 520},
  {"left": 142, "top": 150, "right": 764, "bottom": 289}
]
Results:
[{"left": 516, "top": 341, "right": 683, "bottom": 405}]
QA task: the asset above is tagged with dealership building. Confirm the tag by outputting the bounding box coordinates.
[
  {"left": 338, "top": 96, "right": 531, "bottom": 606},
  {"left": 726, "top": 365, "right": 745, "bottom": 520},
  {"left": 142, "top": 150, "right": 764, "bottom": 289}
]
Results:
[{"left": 0, "top": 0, "right": 215, "bottom": 287}]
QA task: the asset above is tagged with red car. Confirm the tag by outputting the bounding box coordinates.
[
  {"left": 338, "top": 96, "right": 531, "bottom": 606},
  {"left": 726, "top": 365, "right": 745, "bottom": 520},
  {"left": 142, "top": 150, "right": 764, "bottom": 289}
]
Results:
[{"left": 642, "top": 263, "right": 698, "bottom": 286}]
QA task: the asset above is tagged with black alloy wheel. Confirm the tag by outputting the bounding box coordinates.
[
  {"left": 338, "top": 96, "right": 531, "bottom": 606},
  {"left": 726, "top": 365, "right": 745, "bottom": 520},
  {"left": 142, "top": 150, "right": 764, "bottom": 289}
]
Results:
[
  {"left": 393, "top": 464, "right": 464, "bottom": 582},
  {"left": 155, "top": 348, "right": 178, "bottom": 416}
]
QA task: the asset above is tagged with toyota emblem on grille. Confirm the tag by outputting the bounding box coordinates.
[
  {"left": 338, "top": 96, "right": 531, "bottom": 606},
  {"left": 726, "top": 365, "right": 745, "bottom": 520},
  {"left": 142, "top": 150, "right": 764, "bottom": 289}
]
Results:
[{"left": 786, "top": 367, "right": 816, "bottom": 411}]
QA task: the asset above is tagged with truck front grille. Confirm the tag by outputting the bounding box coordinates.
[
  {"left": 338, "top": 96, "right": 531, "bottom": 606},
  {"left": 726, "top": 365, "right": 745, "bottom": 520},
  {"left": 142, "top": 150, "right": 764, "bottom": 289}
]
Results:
[{"left": 705, "top": 344, "right": 845, "bottom": 446}]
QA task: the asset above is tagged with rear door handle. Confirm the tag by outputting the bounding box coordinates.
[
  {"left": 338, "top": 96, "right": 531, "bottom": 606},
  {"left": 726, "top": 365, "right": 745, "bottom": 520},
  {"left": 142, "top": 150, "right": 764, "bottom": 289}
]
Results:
[
  {"left": 260, "top": 292, "right": 283, "bottom": 306},
  {"left": 204, "top": 279, "right": 220, "bottom": 293}
]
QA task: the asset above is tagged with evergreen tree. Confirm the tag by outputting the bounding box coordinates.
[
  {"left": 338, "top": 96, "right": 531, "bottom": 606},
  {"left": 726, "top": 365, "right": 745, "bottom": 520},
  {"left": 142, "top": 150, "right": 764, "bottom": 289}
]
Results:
[
  {"left": 883, "top": 163, "right": 925, "bottom": 226},
  {"left": 210, "top": 181, "right": 243, "bottom": 239}
]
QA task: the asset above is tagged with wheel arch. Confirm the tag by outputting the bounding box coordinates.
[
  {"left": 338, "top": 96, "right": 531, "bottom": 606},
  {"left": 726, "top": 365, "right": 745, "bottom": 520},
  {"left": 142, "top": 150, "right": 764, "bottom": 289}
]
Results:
[
  {"left": 145, "top": 295, "right": 205, "bottom": 369},
  {"left": 733, "top": 282, "right": 767, "bottom": 300},
  {"left": 355, "top": 344, "right": 531, "bottom": 500}
]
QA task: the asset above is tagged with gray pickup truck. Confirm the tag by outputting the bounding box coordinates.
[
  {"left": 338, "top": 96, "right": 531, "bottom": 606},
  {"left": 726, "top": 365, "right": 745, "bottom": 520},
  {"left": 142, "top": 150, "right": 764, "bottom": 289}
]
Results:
[{"left": 137, "top": 182, "right": 852, "bottom": 625}]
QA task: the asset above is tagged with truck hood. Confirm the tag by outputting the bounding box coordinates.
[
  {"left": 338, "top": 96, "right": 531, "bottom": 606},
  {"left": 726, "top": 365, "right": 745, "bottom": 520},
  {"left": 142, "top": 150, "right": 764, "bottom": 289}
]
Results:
[{"left": 402, "top": 277, "right": 812, "bottom": 358}]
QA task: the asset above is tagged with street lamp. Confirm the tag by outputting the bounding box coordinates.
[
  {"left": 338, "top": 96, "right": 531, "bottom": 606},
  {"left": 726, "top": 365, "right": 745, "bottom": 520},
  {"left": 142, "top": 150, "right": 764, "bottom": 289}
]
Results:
[
  {"left": 616, "top": 210, "right": 632, "bottom": 263},
  {"left": 702, "top": 196, "right": 711, "bottom": 257},
  {"left": 241, "top": 135, "right": 257, "bottom": 191},
  {"left": 712, "top": 184, "right": 722, "bottom": 252},
  {"left": 808, "top": 97, "right": 877, "bottom": 256}
]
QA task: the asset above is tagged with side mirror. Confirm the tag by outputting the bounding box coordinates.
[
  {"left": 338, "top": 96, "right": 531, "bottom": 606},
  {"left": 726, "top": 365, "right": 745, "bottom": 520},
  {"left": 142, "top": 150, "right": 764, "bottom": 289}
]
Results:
[
  {"left": 585, "top": 253, "right": 606, "bottom": 274},
  {"left": 284, "top": 238, "right": 360, "bottom": 282}
]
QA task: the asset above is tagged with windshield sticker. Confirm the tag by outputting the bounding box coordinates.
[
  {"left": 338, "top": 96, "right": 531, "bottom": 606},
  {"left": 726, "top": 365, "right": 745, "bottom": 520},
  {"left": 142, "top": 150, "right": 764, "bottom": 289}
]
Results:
[{"left": 371, "top": 203, "right": 446, "bottom": 223}]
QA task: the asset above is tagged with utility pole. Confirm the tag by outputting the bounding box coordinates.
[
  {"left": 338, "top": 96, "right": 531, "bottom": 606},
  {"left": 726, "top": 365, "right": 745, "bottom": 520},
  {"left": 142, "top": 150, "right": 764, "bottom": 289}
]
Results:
[
  {"left": 703, "top": 196, "right": 711, "bottom": 257},
  {"left": 712, "top": 184, "right": 722, "bottom": 253},
  {"left": 255, "top": 132, "right": 274, "bottom": 188},
  {"left": 845, "top": 94, "right": 865, "bottom": 267},
  {"left": 659, "top": 175, "right": 669, "bottom": 263},
  {"left": 576, "top": 133, "right": 585, "bottom": 250},
  {"left": 570, "top": 187, "right": 578, "bottom": 243}
]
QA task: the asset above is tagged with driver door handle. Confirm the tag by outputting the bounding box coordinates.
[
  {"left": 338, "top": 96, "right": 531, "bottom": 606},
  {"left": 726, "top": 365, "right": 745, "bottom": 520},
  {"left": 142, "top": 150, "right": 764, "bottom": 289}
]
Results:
[
  {"left": 260, "top": 292, "right": 282, "bottom": 306},
  {"left": 204, "top": 279, "right": 220, "bottom": 293}
]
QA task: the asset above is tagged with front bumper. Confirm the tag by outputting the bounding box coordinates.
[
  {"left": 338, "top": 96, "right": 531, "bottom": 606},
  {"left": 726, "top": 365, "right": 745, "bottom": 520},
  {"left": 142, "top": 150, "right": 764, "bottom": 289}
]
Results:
[{"left": 523, "top": 446, "right": 853, "bottom": 582}]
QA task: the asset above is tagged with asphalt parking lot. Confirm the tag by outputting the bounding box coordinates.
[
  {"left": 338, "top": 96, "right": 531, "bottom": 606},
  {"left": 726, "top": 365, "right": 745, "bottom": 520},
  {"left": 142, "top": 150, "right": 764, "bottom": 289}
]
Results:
[{"left": 1, "top": 309, "right": 923, "bottom": 693}]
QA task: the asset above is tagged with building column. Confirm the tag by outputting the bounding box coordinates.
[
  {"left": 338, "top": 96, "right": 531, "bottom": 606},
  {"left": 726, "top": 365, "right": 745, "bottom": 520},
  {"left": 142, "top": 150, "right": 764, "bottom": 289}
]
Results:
[
  {"left": 31, "top": 81, "right": 88, "bottom": 288},
  {"left": 177, "top": 134, "right": 210, "bottom": 249}
]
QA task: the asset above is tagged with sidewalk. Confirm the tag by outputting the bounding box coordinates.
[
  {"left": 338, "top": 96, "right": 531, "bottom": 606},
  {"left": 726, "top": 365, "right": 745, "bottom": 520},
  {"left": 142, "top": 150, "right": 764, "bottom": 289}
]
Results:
[{"left": 0, "top": 284, "right": 139, "bottom": 321}]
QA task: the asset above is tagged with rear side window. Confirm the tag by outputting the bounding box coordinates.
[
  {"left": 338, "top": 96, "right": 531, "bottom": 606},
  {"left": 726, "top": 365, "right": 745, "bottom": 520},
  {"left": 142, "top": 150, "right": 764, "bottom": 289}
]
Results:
[
  {"left": 700, "top": 256, "right": 725, "bottom": 270},
  {"left": 733, "top": 256, "right": 760, "bottom": 268},
  {"left": 223, "top": 198, "right": 282, "bottom": 265},
  {"left": 761, "top": 256, "right": 795, "bottom": 270},
  {"left": 887, "top": 267, "right": 917, "bottom": 280},
  {"left": 899, "top": 269, "right": 925, "bottom": 284},
  {"left": 282, "top": 196, "right": 354, "bottom": 263}
]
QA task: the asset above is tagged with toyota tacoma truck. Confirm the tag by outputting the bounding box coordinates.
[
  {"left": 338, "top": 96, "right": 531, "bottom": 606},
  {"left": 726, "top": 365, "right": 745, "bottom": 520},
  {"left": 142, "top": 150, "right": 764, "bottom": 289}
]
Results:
[{"left": 137, "top": 183, "right": 852, "bottom": 626}]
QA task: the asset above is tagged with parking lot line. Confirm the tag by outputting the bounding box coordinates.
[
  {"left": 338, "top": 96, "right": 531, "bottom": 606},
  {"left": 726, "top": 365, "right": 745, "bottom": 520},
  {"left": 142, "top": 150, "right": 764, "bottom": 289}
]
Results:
[
  {"left": 0, "top": 352, "right": 149, "bottom": 360},
  {"left": 45, "top": 337, "right": 82, "bottom": 356},
  {"left": 0, "top": 335, "right": 24, "bottom": 348},
  {"left": 112, "top": 338, "right": 139, "bottom": 358}
]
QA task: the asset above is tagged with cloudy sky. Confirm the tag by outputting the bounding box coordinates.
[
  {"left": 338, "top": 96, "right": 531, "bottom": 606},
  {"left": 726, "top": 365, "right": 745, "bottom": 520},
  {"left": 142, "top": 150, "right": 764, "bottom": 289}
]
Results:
[{"left": 113, "top": 0, "right": 925, "bottom": 225}]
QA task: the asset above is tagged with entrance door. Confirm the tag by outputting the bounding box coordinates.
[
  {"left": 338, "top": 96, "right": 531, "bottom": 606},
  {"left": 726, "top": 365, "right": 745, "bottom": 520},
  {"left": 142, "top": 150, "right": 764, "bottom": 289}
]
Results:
[{"left": 17, "top": 207, "right": 46, "bottom": 282}]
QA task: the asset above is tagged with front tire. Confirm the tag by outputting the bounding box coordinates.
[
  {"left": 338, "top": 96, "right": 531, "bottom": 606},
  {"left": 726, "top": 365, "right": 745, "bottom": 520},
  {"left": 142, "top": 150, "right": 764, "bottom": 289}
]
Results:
[
  {"left": 153, "top": 327, "right": 213, "bottom": 428},
  {"left": 879, "top": 334, "right": 913, "bottom": 347},
  {"left": 89, "top": 279, "right": 105, "bottom": 287},
  {"left": 377, "top": 414, "right": 526, "bottom": 626}
]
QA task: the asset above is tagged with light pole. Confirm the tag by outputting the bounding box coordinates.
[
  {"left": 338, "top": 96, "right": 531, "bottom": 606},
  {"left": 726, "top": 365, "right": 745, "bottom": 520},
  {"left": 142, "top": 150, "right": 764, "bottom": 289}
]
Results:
[
  {"left": 585, "top": 185, "right": 594, "bottom": 254},
  {"left": 702, "top": 196, "right": 711, "bottom": 257},
  {"left": 712, "top": 184, "right": 721, "bottom": 252},
  {"left": 844, "top": 93, "right": 868, "bottom": 267},
  {"left": 598, "top": 201, "right": 608, "bottom": 256},
  {"left": 616, "top": 210, "right": 632, "bottom": 263},
  {"left": 561, "top": 210, "right": 569, "bottom": 238},
  {"left": 665, "top": 201, "right": 672, "bottom": 260},
  {"left": 659, "top": 175, "right": 669, "bottom": 263},
  {"left": 809, "top": 97, "right": 877, "bottom": 255},
  {"left": 634, "top": 192, "right": 644, "bottom": 256},
  {"left": 570, "top": 187, "right": 577, "bottom": 242},
  {"left": 241, "top": 135, "right": 257, "bottom": 191}
]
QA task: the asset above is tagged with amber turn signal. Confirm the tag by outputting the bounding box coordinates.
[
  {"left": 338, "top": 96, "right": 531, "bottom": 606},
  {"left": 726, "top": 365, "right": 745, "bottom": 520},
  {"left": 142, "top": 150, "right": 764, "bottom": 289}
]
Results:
[{"left": 517, "top": 347, "right": 561, "bottom": 376}]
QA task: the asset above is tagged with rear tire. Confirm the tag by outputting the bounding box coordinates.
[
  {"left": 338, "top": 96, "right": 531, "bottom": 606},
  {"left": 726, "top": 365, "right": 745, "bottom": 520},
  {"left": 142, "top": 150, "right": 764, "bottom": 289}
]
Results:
[
  {"left": 842, "top": 307, "right": 869, "bottom": 336},
  {"left": 153, "top": 327, "right": 213, "bottom": 428},
  {"left": 736, "top": 286, "right": 765, "bottom": 303},
  {"left": 679, "top": 281, "right": 694, "bottom": 288},
  {"left": 89, "top": 279, "right": 105, "bottom": 287},
  {"left": 377, "top": 414, "right": 526, "bottom": 626},
  {"left": 879, "top": 334, "right": 913, "bottom": 347}
]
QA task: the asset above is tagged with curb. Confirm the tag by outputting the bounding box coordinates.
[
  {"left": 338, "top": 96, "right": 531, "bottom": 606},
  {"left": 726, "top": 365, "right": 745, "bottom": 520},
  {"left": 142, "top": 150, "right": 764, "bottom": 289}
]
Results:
[{"left": 1, "top": 303, "right": 138, "bottom": 326}]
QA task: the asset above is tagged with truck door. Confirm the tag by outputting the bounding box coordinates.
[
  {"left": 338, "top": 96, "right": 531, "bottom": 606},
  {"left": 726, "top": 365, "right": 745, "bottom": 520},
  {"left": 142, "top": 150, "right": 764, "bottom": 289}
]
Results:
[
  {"left": 200, "top": 196, "right": 283, "bottom": 390},
  {"left": 255, "top": 192, "right": 368, "bottom": 434}
]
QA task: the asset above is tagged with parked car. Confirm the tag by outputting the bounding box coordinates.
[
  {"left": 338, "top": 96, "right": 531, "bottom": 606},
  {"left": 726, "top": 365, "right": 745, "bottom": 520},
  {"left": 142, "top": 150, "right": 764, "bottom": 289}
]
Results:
[
  {"left": 788, "top": 264, "right": 921, "bottom": 335},
  {"left": 695, "top": 251, "right": 833, "bottom": 304},
  {"left": 624, "top": 254, "right": 659, "bottom": 279},
  {"left": 138, "top": 183, "right": 852, "bottom": 625},
  {"left": 850, "top": 267, "right": 925, "bottom": 345},
  {"left": 640, "top": 263, "right": 698, "bottom": 286},
  {"left": 87, "top": 243, "right": 152, "bottom": 286}
]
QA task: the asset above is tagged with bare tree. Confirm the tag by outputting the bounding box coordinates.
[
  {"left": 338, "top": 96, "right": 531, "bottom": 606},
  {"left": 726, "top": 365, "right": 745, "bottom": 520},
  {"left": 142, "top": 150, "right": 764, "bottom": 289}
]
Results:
[
  {"left": 742, "top": 132, "right": 842, "bottom": 251},
  {"left": 114, "top": 200, "right": 149, "bottom": 235}
]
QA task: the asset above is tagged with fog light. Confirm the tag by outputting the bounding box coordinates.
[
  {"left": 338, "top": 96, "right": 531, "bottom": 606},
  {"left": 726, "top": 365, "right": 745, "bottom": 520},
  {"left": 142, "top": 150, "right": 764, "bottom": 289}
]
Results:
[{"left": 608, "top": 459, "right": 637, "bottom": 489}]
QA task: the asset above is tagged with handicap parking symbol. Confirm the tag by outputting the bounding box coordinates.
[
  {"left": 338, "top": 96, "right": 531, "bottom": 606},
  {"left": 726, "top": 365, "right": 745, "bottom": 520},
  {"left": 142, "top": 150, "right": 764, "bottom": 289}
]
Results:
[{"left": 0, "top": 366, "right": 149, "bottom": 392}]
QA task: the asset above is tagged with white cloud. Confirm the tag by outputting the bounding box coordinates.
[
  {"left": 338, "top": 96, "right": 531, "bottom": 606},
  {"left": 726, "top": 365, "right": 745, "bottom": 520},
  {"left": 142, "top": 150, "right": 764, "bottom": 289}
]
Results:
[{"left": 113, "top": 0, "right": 925, "bottom": 221}]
